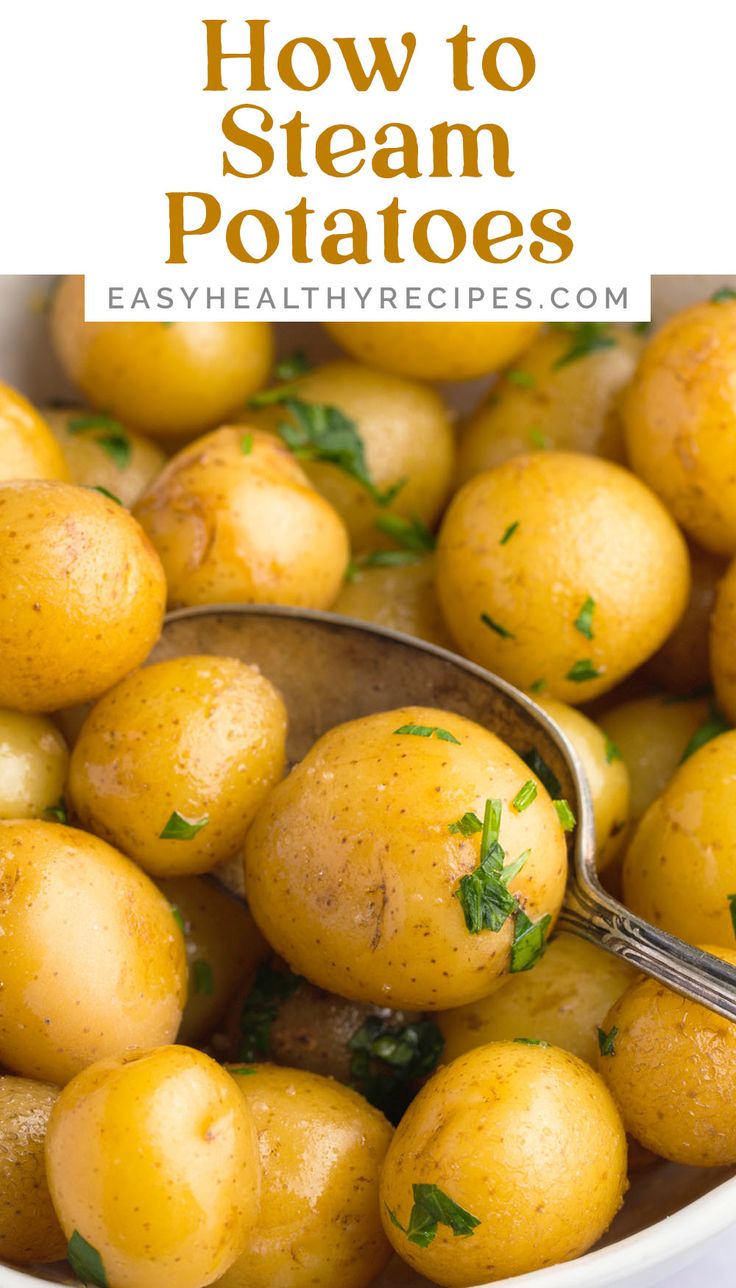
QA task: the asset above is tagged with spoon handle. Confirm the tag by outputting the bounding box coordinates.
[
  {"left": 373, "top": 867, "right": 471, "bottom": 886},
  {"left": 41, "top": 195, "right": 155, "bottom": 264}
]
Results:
[{"left": 558, "top": 878, "right": 736, "bottom": 1023}]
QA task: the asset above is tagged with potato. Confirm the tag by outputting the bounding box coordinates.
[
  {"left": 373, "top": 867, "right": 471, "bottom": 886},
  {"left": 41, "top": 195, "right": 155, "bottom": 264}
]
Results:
[
  {"left": 436, "top": 452, "right": 690, "bottom": 704},
  {"left": 133, "top": 428, "right": 349, "bottom": 609},
  {"left": 0, "top": 1076, "right": 66, "bottom": 1264},
  {"left": 45, "top": 1046, "right": 259, "bottom": 1288},
  {"left": 0, "top": 821, "right": 186, "bottom": 1084},
  {"left": 598, "top": 947, "right": 736, "bottom": 1165},
  {"left": 0, "top": 480, "right": 166, "bottom": 713},
  {"left": 0, "top": 709, "right": 68, "bottom": 819},
  {"left": 158, "top": 876, "right": 268, "bottom": 1045},
  {"left": 600, "top": 693, "right": 711, "bottom": 827},
  {"left": 49, "top": 276, "right": 273, "bottom": 440},
  {"left": 457, "top": 324, "right": 643, "bottom": 484},
  {"left": 623, "top": 297, "right": 736, "bottom": 555},
  {"left": 437, "top": 933, "right": 636, "bottom": 1067},
  {"left": 248, "top": 361, "right": 454, "bottom": 550},
  {"left": 43, "top": 406, "right": 167, "bottom": 508},
  {"left": 220, "top": 1064, "right": 392, "bottom": 1288},
  {"left": 648, "top": 543, "right": 725, "bottom": 693},
  {"left": 333, "top": 555, "right": 453, "bottom": 649},
  {"left": 245, "top": 706, "right": 567, "bottom": 1010},
  {"left": 0, "top": 381, "right": 69, "bottom": 483},
  {"left": 536, "top": 697, "right": 630, "bottom": 870},
  {"left": 69, "top": 655, "right": 287, "bottom": 877},
  {"left": 711, "top": 553, "right": 736, "bottom": 723},
  {"left": 622, "top": 730, "right": 736, "bottom": 946},
  {"left": 323, "top": 320, "right": 541, "bottom": 382},
  {"left": 380, "top": 1042, "right": 627, "bottom": 1286}
]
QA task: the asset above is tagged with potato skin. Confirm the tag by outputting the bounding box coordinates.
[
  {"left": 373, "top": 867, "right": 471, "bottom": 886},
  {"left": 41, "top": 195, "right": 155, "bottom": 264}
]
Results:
[
  {"left": 380, "top": 1042, "right": 627, "bottom": 1286},
  {"left": 0, "top": 382, "right": 69, "bottom": 483},
  {"left": 45, "top": 1046, "right": 259, "bottom": 1288},
  {"left": 600, "top": 694, "right": 711, "bottom": 828},
  {"left": 44, "top": 407, "right": 167, "bottom": 508},
  {"left": 0, "top": 480, "right": 166, "bottom": 713},
  {"left": 0, "top": 821, "right": 186, "bottom": 1084},
  {"left": 457, "top": 325, "right": 643, "bottom": 483},
  {"left": 333, "top": 556, "right": 453, "bottom": 649},
  {"left": 623, "top": 298, "right": 736, "bottom": 555},
  {"left": 649, "top": 543, "right": 725, "bottom": 693},
  {"left": 69, "top": 655, "right": 287, "bottom": 877},
  {"left": 0, "top": 709, "right": 69, "bottom": 820},
  {"left": 323, "top": 320, "right": 541, "bottom": 382},
  {"left": 245, "top": 706, "right": 567, "bottom": 1010},
  {"left": 49, "top": 275, "right": 274, "bottom": 439},
  {"left": 158, "top": 876, "right": 268, "bottom": 1045},
  {"left": 711, "top": 553, "right": 736, "bottom": 723},
  {"left": 133, "top": 428, "right": 349, "bottom": 609},
  {"left": 220, "top": 1064, "right": 393, "bottom": 1288},
  {"left": 622, "top": 730, "right": 736, "bottom": 947},
  {"left": 0, "top": 1076, "right": 66, "bottom": 1264},
  {"left": 537, "top": 697, "right": 629, "bottom": 871},
  {"left": 598, "top": 947, "right": 736, "bottom": 1165},
  {"left": 437, "top": 933, "right": 635, "bottom": 1067},
  {"left": 436, "top": 453, "right": 690, "bottom": 703}
]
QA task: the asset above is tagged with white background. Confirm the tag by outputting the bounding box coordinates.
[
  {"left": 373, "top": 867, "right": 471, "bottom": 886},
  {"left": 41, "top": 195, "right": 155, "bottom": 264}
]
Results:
[{"left": 1, "top": 1, "right": 736, "bottom": 317}]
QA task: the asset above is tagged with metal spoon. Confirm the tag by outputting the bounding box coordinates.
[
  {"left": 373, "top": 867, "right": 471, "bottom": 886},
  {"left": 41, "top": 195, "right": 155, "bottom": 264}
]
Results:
[{"left": 151, "top": 604, "right": 736, "bottom": 1023}]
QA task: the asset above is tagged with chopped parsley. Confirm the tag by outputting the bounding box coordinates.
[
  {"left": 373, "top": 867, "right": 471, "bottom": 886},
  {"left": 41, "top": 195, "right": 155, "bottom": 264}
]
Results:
[
  {"left": 513, "top": 1036, "right": 549, "bottom": 1046},
  {"left": 192, "top": 960, "right": 214, "bottom": 996},
  {"left": 711, "top": 286, "right": 736, "bottom": 304},
  {"left": 574, "top": 596, "right": 596, "bottom": 640},
  {"left": 553, "top": 799, "right": 576, "bottom": 831},
  {"left": 388, "top": 1184, "right": 480, "bottom": 1248},
  {"left": 276, "top": 397, "right": 402, "bottom": 506},
  {"left": 68, "top": 415, "right": 132, "bottom": 470},
  {"left": 500, "top": 520, "right": 520, "bottom": 545},
  {"left": 45, "top": 800, "right": 68, "bottom": 824},
  {"left": 228, "top": 1065, "right": 257, "bottom": 1076},
  {"left": 348, "top": 1017, "right": 444, "bottom": 1117},
  {"left": 68, "top": 413, "right": 125, "bottom": 435},
  {"left": 159, "top": 811, "right": 209, "bottom": 840},
  {"left": 552, "top": 322, "right": 616, "bottom": 368},
  {"left": 680, "top": 705, "right": 730, "bottom": 762},
  {"left": 67, "top": 1231, "right": 108, "bottom": 1288},
  {"left": 448, "top": 811, "right": 483, "bottom": 836},
  {"left": 597, "top": 1025, "right": 619, "bottom": 1057},
  {"left": 512, "top": 780, "right": 537, "bottom": 812},
  {"left": 605, "top": 735, "right": 622, "bottom": 764},
  {"left": 455, "top": 799, "right": 528, "bottom": 935},
  {"left": 528, "top": 426, "right": 549, "bottom": 449},
  {"left": 481, "top": 613, "right": 515, "bottom": 640},
  {"left": 241, "top": 431, "right": 254, "bottom": 455},
  {"left": 394, "top": 724, "right": 461, "bottom": 744},
  {"left": 239, "top": 961, "right": 302, "bottom": 1061},
  {"left": 510, "top": 910, "right": 552, "bottom": 972},
  {"left": 88, "top": 485, "right": 123, "bottom": 505},
  {"left": 274, "top": 349, "right": 311, "bottom": 381},
  {"left": 375, "top": 513, "right": 436, "bottom": 553},
  {"left": 529, "top": 678, "right": 547, "bottom": 694},
  {"left": 520, "top": 749, "right": 561, "bottom": 799},
  {"left": 170, "top": 904, "right": 186, "bottom": 935},
  {"left": 507, "top": 369, "right": 535, "bottom": 388},
  {"left": 349, "top": 550, "right": 419, "bottom": 577},
  {"left": 566, "top": 658, "right": 603, "bottom": 683},
  {"left": 728, "top": 894, "right": 736, "bottom": 940}
]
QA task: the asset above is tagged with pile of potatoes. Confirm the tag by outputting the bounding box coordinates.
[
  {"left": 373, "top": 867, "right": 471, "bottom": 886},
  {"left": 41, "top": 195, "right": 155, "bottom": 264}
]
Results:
[{"left": 1, "top": 279, "right": 736, "bottom": 1288}]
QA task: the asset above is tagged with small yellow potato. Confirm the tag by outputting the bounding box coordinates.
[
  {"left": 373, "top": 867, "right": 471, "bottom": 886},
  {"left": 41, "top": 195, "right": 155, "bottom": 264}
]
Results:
[
  {"left": 600, "top": 694, "right": 711, "bottom": 827},
  {"left": 436, "top": 453, "right": 690, "bottom": 704},
  {"left": 0, "top": 381, "right": 69, "bottom": 483},
  {"left": 0, "top": 708, "right": 69, "bottom": 819},
  {"left": 44, "top": 407, "right": 167, "bottom": 508},
  {"left": 220, "top": 1064, "right": 393, "bottom": 1288},
  {"left": 69, "top": 655, "right": 287, "bottom": 878},
  {"left": 0, "top": 821, "right": 186, "bottom": 1084},
  {"left": 248, "top": 361, "right": 454, "bottom": 550},
  {"left": 437, "top": 933, "right": 636, "bottom": 1067},
  {"left": 623, "top": 297, "right": 736, "bottom": 555},
  {"left": 711, "top": 553, "right": 736, "bottom": 723},
  {"left": 334, "top": 555, "right": 453, "bottom": 649},
  {"left": 537, "top": 696, "right": 630, "bottom": 870},
  {"left": 158, "top": 876, "right": 268, "bottom": 1045},
  {"left": 457, "top": 324, "right": 643, "bottom": 484},
  {"left": 45, "top": 1046, "right": 259, "bottom": 1288},
  {"left": 598, "top": 947, "right": 736, "bottom": 1166},
  {"left": 245, "top": 706, "right": 567, "bottom": 1011},
  {"left": 323, "top": 320, "right": 541, "bottom": 382},
  {"left": 49, "top": 275, "right": 273, "bottom": 440},
  {"left": 0, "top": 1076, "right": 66, "bottom": 1264},
  {"left": 133, "top": 428, "right": 349, "bottom": 609},
  {"left": 649, "top": 544, "right": 725, "bottom": 693},
  {"left": 622, "top": 730, "right": 736, "bottom": 946},
  {"left": 381, "top": 1042, "right": 627, "bottom": 1286},
  {"left": 0, "top": 480, "right": 166, "bottom": 713}
]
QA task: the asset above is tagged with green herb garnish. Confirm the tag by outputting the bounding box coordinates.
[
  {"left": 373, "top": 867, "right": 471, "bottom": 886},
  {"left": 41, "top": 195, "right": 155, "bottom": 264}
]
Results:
[
  {"left": 507, "top": 369, "right": 535, "bottom": 388},
  {"left": 394, "top": 724, "right": 461, "bottom": 744},
  {"left": 67, "top": 1231, "right": 108, "bottom": 1288},
  {"left": 192, "top": 960, "right": 214, "bottom": 996},
  {"left": 354, "top": 550, "right": 420, "bottom": 573},
  {"left": 276, "top": 398, "right": 401, "bottom": 506},
  {"left": 597, "top": 1025, "right": 619, "bottom": 1057},
  {"left": 228, "top": 1065, "right": 257, "bottom": 1076},
  {"left": 481, "top": 613, "right": 515, "bottom": 640},
  {"left": 528, "top": 426, "right": 549, "bottom": 449},
  {"left": 552, "top": 322, "right": 616, "bottom": 368},
  {"left": 348, "top": 1018, "right": 444, "bottom": 1117},
  {"left": 631, "top": 320, "right": 652, "bottom": 334},
  {"left": 520, "top": 749, "right": 561, "bottom": 798},
  {"left": 274, "top": 350, "right": 311, "bottom": 381},
  {"left": 448, "top": 811, "right": 483, "bottom": 836},
  {"left": 728, "top": 894, "right": 736, "bottom": 940},
  {"left": 68, "top": 414, "right": 125, "bottom": 435},
  {"left": 566, "top": 658, "right": 603, "bottom": 683},
  {"left": 241, "top": 431, "right": 254, "bottom": 455},
  {"left": 456, "top": 800, "right": 528, "bottom": 935},
  {"left": 500, "top": 520, "right": 520, "bottom": 545},
  {"left": 553, "top": 799, "right": 576, "bottom": 831},
  {"left": 170, "top": 904, "right": 186, "bottom": 935},
  {"left": 88, "top": 485, "right": 123, "bottom": 505},
  {"left": 375, "top": 513, "right": 436, "bottom": 553},
  {"left": 513, "top": 1036, "right": 549, "bottom": 1046},
  {"left": 239, "top": 961, "right": 302, "bottom": 1061},
  {"left": 510, "top": 910, "right": 552, "bottom": 972},
  {"left": 388, "top": 1185, "right": 480, "bottom": 1248},
  {"left": 680, "top": 705, "right": 730, "bottom": 762},
  {"left": 574, "top": 596, "right": 596, "bottom": 640},
  {"left": 512, "top": 781, "right": 537, "bottom": 812},
  {"left": 605, "top": 735, "right": 622, "bottom": 764},
  {"left": 159, "top": 811, "right": 209, "bottom": 840},
  {"left": 530, "top": 678, "right": 547, "bottom": 694},
  {"left": 45, "top": 800, "right": 68, "bottom": 824},
  {"left": 711, "top": 286, "right": 736, "bottom": 303},
  {"left": 68, "top": 416, "right": 132, "bottom": 470}
]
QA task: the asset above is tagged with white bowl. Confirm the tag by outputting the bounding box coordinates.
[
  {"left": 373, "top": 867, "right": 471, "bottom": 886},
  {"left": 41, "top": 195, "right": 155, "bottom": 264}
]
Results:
[{"left": 1, "top": 274, "right": 735, "bottom": 1288}]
